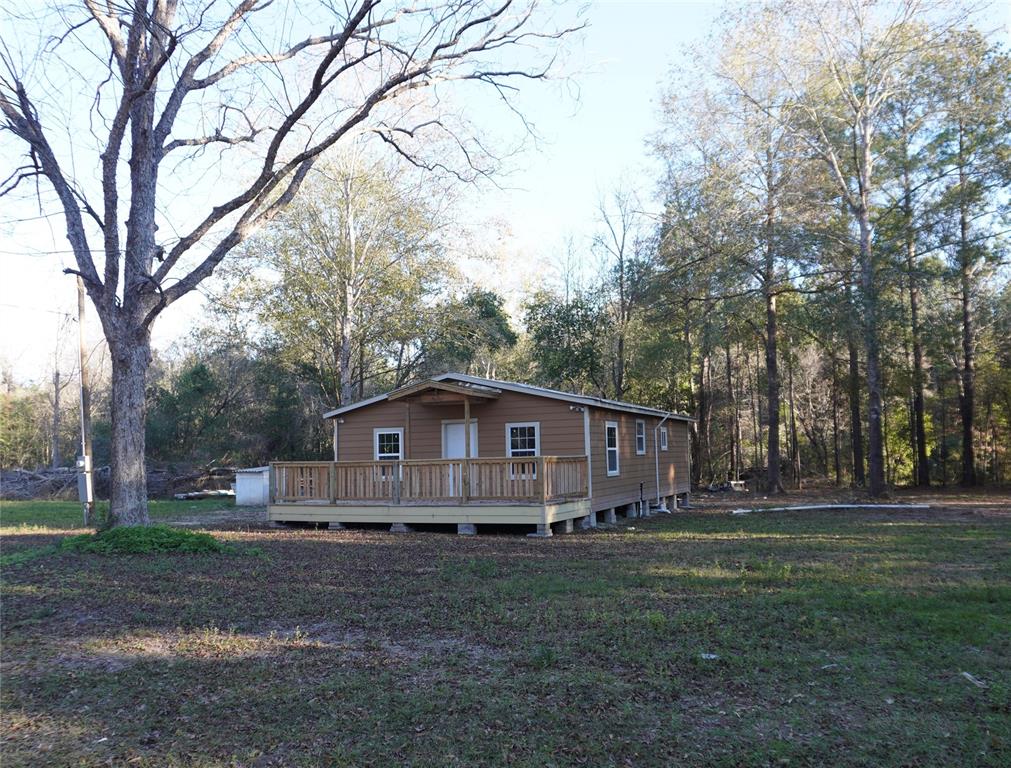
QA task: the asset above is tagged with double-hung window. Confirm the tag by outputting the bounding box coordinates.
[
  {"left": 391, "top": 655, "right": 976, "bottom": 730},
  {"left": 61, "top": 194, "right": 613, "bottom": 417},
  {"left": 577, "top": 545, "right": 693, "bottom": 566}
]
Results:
[
  {"left": 605, "top": 421, "right": 620, "bottom": 476},
  {"left": 374, "top": 428, "right": 403, "bottom": 461},
  {"left": 659, "top": 426, "right": 669, "bottom": 451},
  {"left": 635, "top": 419, "right": 647, "bottom": 455},
  {"left": 374, "top": 428, "right": 403, "bottom": 480},
  {"left": 507, "top": 422, "right": 539, "bottom": 479}
]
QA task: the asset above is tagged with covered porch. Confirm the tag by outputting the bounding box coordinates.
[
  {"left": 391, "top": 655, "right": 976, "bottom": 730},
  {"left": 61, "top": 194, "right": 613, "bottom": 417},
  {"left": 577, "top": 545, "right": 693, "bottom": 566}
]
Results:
[
  {"left": 354, "top": 377, "right": 499, "bottom": 466},
  {"left": 267, "top": 456, "right": 591, "bottom": 534}
]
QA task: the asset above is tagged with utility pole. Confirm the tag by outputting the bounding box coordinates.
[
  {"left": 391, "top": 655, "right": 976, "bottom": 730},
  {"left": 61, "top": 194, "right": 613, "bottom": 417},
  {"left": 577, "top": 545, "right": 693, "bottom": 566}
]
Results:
[{"left": 76, "top": 276, "right": 95, "bottom": 526}]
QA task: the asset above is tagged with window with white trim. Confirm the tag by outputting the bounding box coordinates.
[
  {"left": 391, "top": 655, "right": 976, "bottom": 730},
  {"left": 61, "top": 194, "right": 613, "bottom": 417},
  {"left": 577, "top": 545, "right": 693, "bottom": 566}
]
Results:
[
  {"left": 506, "top": 422, "right": 539, "bottom": 479},
  {"left": 635, "top": 419, "right": 647, "bottom": 455},
  {"left": 374, "top": 428, "right": 403, "bottom": 461},
  {"left": 506, "top": 422, "right": 539, "bottom": 458},
  {"left": 659, "top": 425, "right": 669, "bottom": 451},
  {"left": 605, "top": 421, "right": 620, "bottom": 476}
]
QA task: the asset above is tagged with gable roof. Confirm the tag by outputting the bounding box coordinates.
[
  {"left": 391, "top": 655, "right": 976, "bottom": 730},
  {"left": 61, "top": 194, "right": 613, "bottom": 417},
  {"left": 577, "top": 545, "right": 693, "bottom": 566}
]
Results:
[
  {"left": 323, "top": 372, "right": 693, "bottom": 422},
  {"left": 387, "top": 379, "right": 502, "bottom": 402}
]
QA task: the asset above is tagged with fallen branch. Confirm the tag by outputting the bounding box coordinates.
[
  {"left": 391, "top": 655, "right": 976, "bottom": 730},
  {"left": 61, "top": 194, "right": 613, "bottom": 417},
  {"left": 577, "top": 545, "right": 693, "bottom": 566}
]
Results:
[{"left": 730, "top": 504, "right": 931, "bottom": 516}]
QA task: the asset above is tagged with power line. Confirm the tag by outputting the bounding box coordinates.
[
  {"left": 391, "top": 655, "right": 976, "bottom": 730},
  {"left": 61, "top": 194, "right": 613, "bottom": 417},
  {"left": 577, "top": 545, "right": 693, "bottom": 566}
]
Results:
[
  {"left": 0, "top": 247, "right": 104, "bottom": 255},
  {"left": 0, "top": 302, "right": 76, "bottom": 318}
]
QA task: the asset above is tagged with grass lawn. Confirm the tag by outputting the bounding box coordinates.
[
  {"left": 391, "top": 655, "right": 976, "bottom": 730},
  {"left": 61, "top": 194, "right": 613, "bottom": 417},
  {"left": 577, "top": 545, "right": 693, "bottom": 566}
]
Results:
[
  {"left": 1, "top": 499, "right": 1008, "bottom": 766},
  {"left": 0, "top": 498, "right": 238, "bottom": 530}
]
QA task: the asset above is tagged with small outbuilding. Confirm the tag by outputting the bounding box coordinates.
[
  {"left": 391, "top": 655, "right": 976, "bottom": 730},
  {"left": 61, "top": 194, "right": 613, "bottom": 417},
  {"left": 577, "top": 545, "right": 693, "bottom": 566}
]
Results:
[
  {"left": 267, "top": 373, "right": 692, "bottom": 535},
  {"left": 235, "top": 466, "right": 270, "bottom": 506}
]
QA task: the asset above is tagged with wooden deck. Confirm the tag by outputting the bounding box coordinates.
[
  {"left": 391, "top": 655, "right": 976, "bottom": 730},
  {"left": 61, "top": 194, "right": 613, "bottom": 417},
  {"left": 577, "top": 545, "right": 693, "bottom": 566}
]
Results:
[{"left": 267, "top": 456, "right": 591, "bottom": 529}]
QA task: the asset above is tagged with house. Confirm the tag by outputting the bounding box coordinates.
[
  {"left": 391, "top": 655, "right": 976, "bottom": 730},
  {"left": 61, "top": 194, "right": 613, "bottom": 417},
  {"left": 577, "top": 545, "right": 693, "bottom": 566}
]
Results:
[{"left": 267, "top": 373, "right": 692, "bottom": 536}]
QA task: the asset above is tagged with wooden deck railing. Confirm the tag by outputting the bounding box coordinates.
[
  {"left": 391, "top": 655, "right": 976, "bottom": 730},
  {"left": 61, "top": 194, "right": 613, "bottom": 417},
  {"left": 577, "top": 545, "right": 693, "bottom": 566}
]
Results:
[{"left": 270, "top": 456, "right": 589, "bottom": 505}]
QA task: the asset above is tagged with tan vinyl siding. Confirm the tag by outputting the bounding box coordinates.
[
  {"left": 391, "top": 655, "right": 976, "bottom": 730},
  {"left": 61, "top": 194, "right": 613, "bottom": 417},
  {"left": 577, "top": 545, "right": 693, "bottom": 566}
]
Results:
[
  {"left": 332, "top": 386, "right": 690, "bottom": 513},
  {"left": 334, "top": 390, "right": 585, "bottom": 461},
  {"left": 588, "top": 407, "right": 690, "bottom": 512}
]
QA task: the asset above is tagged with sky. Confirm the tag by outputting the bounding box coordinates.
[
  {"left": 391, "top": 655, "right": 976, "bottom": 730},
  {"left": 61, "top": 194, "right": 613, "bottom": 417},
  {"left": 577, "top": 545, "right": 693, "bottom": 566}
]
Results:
[{"left": 2, "top": 0, "right": 1008, "bottom": 385}]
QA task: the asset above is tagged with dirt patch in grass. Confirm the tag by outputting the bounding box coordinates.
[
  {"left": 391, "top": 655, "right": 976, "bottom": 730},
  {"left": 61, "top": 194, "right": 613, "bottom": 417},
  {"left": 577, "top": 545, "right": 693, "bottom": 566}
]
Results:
[{"left": 2, "top": 493, "right": 1009, "bottom": 767}]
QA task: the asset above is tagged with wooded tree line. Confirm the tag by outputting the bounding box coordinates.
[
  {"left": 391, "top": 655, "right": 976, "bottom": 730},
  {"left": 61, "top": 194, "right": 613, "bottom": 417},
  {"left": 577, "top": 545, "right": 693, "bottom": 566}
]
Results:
[
  {"left": 532, "top": 3, "right": 1011, "bottom": 491},
  {"left": 2, "top": 1, "right": 1008, "bottom": 501}
]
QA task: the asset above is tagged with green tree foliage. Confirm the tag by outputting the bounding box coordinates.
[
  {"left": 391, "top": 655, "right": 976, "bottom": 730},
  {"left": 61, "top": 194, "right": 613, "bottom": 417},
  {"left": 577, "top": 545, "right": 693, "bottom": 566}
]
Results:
[
  {"left": 147, "top": 363, "right": 227, "bottom": 461},
  {"left": 523, "top": 291, "right": 606, "bottom": 393},
  {"left": 422, "top": 290, "right": 519, "bottom": 376},
  {"left": 1, "top": 389, "right": 51, "bottom": 468},
  {"left": 639, "top": 3, "right": 1011, "bottom": 490}
]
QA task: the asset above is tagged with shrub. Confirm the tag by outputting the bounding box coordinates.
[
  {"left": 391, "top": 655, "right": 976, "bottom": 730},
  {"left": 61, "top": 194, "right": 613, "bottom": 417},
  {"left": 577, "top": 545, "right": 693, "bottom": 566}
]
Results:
[{"left": 62, "top": 525, "right": 230, "bottom": 555}]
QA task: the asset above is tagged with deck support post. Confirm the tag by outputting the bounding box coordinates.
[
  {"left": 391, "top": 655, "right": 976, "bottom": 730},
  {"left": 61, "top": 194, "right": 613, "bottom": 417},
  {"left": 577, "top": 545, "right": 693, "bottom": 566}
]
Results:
[
  {"left": 559, "top": 518, "right": 574, "bottom": 534},
  {"left": 604, "top": 508, "right": 617, "bottom": 524},
  {"left": 390, "top": 522, "right": 414, "bottom": 534},
  {"left": 457, "top": 523, "right": 477, "bottom": 535},
  {"left": 527, "top": 523, "right": 552, "bottom": 538},
  {"left": 462, "top": 396, "right": 471, "bottom": 502},
  {"left": 326, "top": 521, "right": 346, "bottom": 530},
  {"left": 579, "top": 512, "right": 596, "bottom": 530}
]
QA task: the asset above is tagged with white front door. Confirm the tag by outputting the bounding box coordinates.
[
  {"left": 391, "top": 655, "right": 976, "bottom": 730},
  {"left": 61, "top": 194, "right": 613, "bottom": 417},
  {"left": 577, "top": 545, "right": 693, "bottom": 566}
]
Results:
[
  {"left": 443, "top": 421, "right": 478, "bottom": 496},
  {"left": 442, "top": 421, "right": 479, "bottom": 458}
]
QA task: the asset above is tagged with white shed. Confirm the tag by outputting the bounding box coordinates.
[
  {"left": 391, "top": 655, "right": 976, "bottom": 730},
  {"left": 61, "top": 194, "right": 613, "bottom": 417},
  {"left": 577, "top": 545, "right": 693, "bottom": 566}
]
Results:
[{"left": 235, "top": 466, "right": 270, "bottom": 506}]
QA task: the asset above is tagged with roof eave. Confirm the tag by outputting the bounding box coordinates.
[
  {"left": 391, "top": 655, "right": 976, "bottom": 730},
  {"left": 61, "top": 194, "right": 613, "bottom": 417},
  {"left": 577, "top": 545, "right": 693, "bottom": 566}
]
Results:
[{"left": 433, "top": 372, "right": 694, "bottom": 422}]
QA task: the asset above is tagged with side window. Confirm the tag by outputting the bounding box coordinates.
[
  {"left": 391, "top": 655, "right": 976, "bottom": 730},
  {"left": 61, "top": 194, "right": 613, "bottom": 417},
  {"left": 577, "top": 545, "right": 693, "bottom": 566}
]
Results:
[
  {"left": 635, "top": 419, "right": 646, "bottom": 455},
  {"left": 374, "top": 428, "right": 403, "bottom": 461},
  {"left": 507, "top": 422, "right": 539, "bottom": 479},
  {"left": 506, "top": 423, "right": 539, "bottom": 458},
  {"left": 660, "top": 426, "right": 669, "bottom": 451},
  {"left": 605, "top": 421, "right": 620, "bottom": 476}
]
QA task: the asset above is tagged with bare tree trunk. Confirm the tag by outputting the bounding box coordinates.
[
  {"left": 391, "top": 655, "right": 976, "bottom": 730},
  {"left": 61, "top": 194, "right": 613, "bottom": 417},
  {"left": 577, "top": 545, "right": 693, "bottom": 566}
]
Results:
[
  {"left": 51, "top": 369, "right": 61, "bottom": 469},
  {"left": 339, "top": 172, "right": 358, "bottom": 406},
  {"left": 704, "top": 350, "right": 715, "bottom": 481},
  {"left": 357, "top": 343, "right": 366, "bottom": 400},
  {"left": 959, "top": 253, "right": 977, "bottom": 486},
  {"left": 905, "top": 345, "right": 922, "bottom": 488},
  {"left": 107, "top": 337, "right": 152, "bottom": 527},
  {"left": 787, "top": 339, "right": 800, "bottom": 488},
  {"left": 725, "top": 339, "right": 740, "bottom": 480},
  {"left": 735, "top": 344, "right": 745, "bottom": 478},
  {"left": 957, "top": 124, "right": 977, "bottom": 486},
  {"left": 846, "top": 281, "right": 866, "bottom": 487},
  {"left": 339, "top": 291, "right": 354, "bottom": 406},
  {"left": 753, "top": 347, "right": 764, "bottom": 469},
  {"left": 905, "top": 190, "right": 930, "bottom": 487},
  {"left": 697, "top": 349, "right": 712, "bottom": 485},
  {"left": 940, "top": 370, "right": 950, "bottom": 485},
  {"left": 883, "top": 379, "right": 891, "bottom": 486},
  {"left": 762, "top": 142, "right": 784, "bottom": 494},
  {"left": 765, "top": 289, "right": 784, "bottom": 493},
  {"left": 831, "top": 356, "right": 842, "bottom": 486},
  {"left": 857, "top": 203, "right": 886, "bottom": 496}
]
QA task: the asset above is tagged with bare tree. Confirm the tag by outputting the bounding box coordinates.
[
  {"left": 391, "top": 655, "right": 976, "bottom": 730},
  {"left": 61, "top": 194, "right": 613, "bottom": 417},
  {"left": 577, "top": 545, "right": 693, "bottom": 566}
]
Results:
[
  {"left": 593, "top": 188, "right": 646, "bottom": 401},
  {"left": 1, "top": 0, "right": 577, "bottom": 525}
]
